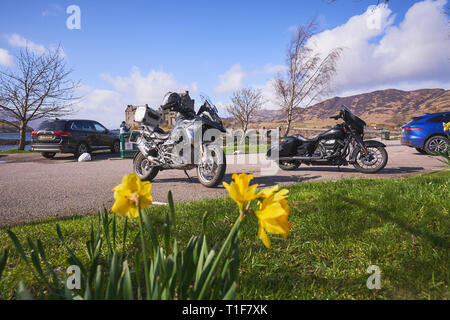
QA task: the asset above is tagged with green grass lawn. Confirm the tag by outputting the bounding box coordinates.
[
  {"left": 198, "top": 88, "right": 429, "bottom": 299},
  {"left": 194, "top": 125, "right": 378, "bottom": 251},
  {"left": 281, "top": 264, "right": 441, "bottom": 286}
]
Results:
[
  {"left": 0, "top": 171, "right": 449, "bottom": 299},
  {"left": 0, "top": 149, "right": 36, "bottom": 155},
  {"left": 223, "top": 143, "right": 270, "bottom": 155}
]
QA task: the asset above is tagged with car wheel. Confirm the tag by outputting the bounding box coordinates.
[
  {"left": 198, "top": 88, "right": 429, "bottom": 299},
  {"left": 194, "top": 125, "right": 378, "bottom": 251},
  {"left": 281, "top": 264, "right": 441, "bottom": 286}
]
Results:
[
  {"left": 424, "top": 136, "right": 449, "bottom": 155},
  {"left": 74, "top": 142, "right": 89, "bottom": 158},
  {"left": 415, "top": 147, "right": 427, "bottom": 155},
  {"left": 111, "top": 140, "right": 120, "bottom": 153},
  {"left": 41, "top": 152, "right": 56, "bottom": 159}
]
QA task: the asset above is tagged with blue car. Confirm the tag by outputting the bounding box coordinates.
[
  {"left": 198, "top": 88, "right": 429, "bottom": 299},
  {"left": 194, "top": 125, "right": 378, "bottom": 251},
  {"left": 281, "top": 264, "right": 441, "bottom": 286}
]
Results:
[{"left": 401, "top": 111, "right": 450, "bottom": 155}]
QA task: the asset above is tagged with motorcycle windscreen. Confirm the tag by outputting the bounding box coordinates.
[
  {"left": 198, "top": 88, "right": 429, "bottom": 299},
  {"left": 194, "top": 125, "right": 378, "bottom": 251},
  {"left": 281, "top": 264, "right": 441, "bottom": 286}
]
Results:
[{"left": 344, "top": 110, "right": 366, "bottom": 133}]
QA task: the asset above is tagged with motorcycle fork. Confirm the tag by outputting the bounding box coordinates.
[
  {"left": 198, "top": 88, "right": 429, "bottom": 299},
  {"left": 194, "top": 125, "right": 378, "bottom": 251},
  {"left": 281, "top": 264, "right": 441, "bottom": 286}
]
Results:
[
  {"left": 354, "top": 135, "right": 368, "bottom": 155},
  {"left": 199, "top": 143, "right": 206, "bottom": 164}
]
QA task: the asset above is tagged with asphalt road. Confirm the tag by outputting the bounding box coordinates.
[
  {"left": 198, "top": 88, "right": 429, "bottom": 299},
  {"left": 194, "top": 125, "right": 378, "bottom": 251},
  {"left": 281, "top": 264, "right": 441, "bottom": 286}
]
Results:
[{"left": 0, "top": 139, "right": 446, "bottom": 227}]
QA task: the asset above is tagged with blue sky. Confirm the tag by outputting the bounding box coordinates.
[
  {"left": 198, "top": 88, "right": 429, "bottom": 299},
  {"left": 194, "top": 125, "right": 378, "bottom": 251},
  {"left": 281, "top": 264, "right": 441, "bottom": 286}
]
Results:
[{"left": 0, "top": 0, "right": 449, "bottom": 128}]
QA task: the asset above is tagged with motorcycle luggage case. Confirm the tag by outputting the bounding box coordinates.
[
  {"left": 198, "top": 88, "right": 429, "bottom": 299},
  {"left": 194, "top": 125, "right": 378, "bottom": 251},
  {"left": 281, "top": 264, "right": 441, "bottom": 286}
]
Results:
[
  {"left": 278, "top": 136, "right": 300, "bottom": 157},
  {"left": 134, "top": 105, "right": 161, "bottom": 130}
]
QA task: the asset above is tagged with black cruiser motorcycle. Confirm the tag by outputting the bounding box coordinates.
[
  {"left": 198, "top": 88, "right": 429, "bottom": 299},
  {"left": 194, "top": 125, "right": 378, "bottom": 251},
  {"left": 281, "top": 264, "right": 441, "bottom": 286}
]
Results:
[
  {"left": 267, "top": 106, "right": 388, "bottom": 173},
  {"left": 132, "top": 92, "right": 226, "bottom": 187}
]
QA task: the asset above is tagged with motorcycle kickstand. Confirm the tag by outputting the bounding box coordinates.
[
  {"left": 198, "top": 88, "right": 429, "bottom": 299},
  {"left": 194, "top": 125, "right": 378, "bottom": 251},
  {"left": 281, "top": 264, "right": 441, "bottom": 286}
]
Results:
[{"left": 184, "top": 170, "right": 193, "bottom": 183}]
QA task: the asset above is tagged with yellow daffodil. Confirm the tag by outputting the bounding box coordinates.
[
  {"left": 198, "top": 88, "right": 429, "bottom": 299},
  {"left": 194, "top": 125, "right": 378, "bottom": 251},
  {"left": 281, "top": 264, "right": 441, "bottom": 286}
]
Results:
[
  {"left": 223, "top": 173, "right": 259, "bottom": 211},
  {"left": 443, "top": 122, "right": 450, "bottom": 132},
  {"left": 255, "top": 189, "right": 292, "bottom": 248},
  {"left": 257, "top": 185, "right": 279, "bottom": 199},
  {"left": 112, "top": 173, "right": 152, "bottom": 218}
]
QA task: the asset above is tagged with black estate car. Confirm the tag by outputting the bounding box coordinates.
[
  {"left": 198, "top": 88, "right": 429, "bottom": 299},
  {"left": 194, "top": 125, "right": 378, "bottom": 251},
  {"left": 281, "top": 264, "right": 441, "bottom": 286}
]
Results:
[{"left": 31, "top": 119, "right": 120, "bottom": 159}]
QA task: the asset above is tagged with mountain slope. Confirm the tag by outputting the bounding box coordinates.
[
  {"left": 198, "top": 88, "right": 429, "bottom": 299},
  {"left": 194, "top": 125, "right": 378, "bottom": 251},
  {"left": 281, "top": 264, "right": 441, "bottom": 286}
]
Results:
[
  {"left": 251, "top": 88, "right": 450, "bottom": 127},
  {"left": 0, "top": 121, "right": 34, "bottom": 133}
]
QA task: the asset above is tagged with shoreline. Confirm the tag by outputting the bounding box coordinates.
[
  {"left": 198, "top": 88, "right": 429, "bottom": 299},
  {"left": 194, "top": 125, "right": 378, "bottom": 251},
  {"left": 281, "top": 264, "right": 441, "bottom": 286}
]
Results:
[{"left": 0, "top": 139, "right": 31, "bottom": 145}]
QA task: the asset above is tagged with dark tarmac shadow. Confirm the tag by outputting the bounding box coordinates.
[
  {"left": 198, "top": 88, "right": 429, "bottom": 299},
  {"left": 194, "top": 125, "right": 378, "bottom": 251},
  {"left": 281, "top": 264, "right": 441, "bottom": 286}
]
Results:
[
  {"left": 151, "top": 172, "right": 322, "bottom": 188},
  {"left": 48, "top": 152, "right": 123, "bottom": 162},
  {"left": 281, "top": 165, "right": 425, "bottom": 174}
]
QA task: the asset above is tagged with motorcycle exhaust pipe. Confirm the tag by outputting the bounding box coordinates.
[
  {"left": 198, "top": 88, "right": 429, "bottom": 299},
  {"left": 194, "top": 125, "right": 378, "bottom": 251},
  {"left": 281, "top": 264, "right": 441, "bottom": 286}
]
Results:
[
  {"left": 147, "top": 155, "right": 160, "bottom": 164},
  {"left": 137, "top": 144, "right": 162, "bottom": 166},
  {"left": 279, "top": 156, "right": 324, "bottom": 161}
]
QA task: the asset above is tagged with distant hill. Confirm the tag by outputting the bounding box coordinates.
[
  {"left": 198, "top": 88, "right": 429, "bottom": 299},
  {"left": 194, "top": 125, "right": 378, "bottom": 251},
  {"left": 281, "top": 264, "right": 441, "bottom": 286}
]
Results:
[
  {"left": 0, "top": 120, "right": 34, "bottom": 133},
  {"left": 249, "top": 88, "right": 450, "bottom": 128}
]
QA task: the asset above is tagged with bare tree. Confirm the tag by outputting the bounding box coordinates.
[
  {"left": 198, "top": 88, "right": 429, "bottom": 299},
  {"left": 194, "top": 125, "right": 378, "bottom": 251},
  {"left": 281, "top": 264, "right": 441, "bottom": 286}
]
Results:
[
  {"left": 226, "top": 88, "right": 265, "bottom": 133},
  {"left": 0, "top": 47, "right": 79, "bottom": 150},
  {"left": 273, "top": 20, "right": 342, "bottom": 136}
]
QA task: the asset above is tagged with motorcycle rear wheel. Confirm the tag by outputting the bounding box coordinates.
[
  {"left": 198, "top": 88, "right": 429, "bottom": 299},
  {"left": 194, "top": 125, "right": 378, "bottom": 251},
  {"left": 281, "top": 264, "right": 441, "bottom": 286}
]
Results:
[
  {"left": 278, "top": 160, "right": 300, "bottom": 171},
  {"left": 134, "top": 152, "right": 160, "bottom": 181}
]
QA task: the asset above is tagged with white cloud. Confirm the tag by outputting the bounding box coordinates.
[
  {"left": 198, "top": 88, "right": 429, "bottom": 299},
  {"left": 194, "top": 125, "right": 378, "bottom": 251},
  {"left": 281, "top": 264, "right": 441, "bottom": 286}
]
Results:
[
  {"left": 5, "top": 33, "right": 47, "bottom": 55},
  {"left": 102, "top": 66, "right": 197, "bottom": 107},
  {"left": 73, "top": 84, "right": 127, "bottom": 129},
  {"left": 213, "top": 101, "right": 229, "bottom": 116},
  {"left": 306, "top": 0, "right": 450, "bottom": 95},
  {"left": 0, "top": 48, "right": 14, "bottom": 66},
  {"left": 251, "top": 78, "right": 280, "bottom": 110},
  {"left": 214, "top": 64, "right": 245, "bottom": 96},
  {"left": 70, "top": 67, "right": 198, "bottom": 128},
  {"left": 42, "top": 4, "right": 63, "bottom": 17},
  {"left": 261, "top": 64, "right": 287, "bottom": 74}
]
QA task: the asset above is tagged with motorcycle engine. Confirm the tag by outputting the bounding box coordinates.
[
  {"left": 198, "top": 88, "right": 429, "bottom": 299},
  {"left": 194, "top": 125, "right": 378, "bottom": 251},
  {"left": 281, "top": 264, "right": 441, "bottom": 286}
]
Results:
[{"left": 321, "top": 139, "right": 345, "bottom": 157}]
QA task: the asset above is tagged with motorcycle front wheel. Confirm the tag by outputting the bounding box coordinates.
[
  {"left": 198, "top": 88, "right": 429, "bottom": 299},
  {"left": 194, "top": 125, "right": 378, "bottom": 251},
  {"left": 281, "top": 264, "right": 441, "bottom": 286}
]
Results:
[
  {"left": 197, "top": 144, "right": 226, "bottom": 188},
  {"left": 133, "top": 152, "right": 160, "bottom": 181},
  {"left": 352, "top": 146, "right": 388, "bottom": 173}
]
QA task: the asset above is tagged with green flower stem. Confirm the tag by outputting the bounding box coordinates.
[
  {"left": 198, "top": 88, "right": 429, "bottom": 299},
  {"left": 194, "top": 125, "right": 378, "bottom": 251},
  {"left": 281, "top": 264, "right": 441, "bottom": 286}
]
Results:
[
  {"left": 197, "top": 215, "right": 241, "bottom": 299},
  {"left": 138, "top": 204, "right": 151, "bottom": 300},
  {"left": 122, "top": 216, "right": 128, "bottom": 254}
]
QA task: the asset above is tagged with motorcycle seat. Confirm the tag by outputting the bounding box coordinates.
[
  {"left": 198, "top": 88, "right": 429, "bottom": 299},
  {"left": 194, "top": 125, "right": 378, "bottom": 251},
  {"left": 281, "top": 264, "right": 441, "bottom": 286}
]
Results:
[
  {"left": 153, "top": 127, "right": 170, "bottom": 140},
  {"left": 293, "top": 134, "right": 317, "bottom": 142}
]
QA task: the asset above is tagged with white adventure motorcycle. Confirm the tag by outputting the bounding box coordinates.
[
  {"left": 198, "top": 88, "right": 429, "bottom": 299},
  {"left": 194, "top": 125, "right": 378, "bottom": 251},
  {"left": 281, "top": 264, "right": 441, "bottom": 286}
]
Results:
[{"left": 132, "top": 92, "right": 227, "bottom": 187}]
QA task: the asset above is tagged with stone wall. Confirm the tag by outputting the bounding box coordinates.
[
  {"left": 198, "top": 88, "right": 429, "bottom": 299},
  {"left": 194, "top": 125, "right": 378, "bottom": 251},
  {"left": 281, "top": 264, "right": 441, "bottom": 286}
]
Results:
[{"left": 125, "top": 105, "right": 139, "bottom": 129}]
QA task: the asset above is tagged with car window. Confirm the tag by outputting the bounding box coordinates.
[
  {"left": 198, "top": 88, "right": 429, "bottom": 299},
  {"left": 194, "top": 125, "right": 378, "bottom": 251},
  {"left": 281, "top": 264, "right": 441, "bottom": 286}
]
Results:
[
  {"left": 70, "top": 121, "right": 82, "bottom": 130},
  {"left": 37, "top": 120, "right": 67, "bottom": 131},
  {"left": 93, "top": 122, "right": 107, "bottom": 132},
  {"left": 443, "top": 114, "right": 450, "bottom": 122},
  {"left": 426, "top": 115, "right": 444, "bottom": 123},
  {"left": 412, "top": 116, "right": 425, "bottom": 122},
  {"left": 81, "top": 121, "right": 95, "bottom": 131}
]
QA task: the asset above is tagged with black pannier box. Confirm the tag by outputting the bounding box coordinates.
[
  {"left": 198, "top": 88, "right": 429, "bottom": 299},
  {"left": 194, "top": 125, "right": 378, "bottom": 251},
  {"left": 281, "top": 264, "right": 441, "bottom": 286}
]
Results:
[{"left": 278, "top": 136, "right": 299, "bottom": 157}]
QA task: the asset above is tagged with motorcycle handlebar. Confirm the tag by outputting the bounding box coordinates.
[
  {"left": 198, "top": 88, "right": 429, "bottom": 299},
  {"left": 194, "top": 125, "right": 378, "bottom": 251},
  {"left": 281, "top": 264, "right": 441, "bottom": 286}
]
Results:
[{"left": 160, "top": 102, "right": 177, "bottom": 110}]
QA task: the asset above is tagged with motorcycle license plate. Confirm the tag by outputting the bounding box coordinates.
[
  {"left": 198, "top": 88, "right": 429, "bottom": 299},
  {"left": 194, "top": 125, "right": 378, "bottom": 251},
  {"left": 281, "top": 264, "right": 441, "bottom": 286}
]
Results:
[{"left": 39, "top": 135, "right": 54, "bottom": 140}]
